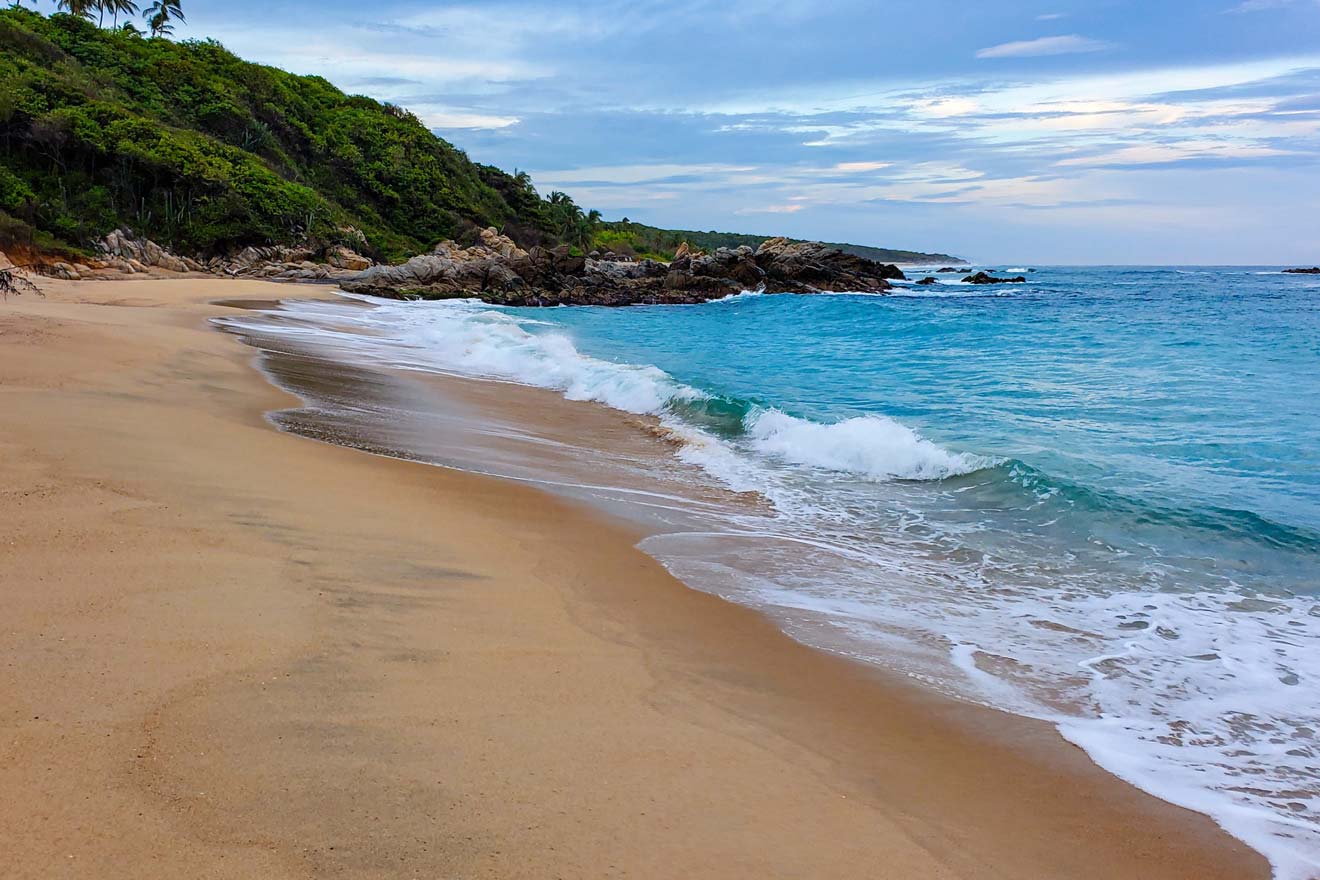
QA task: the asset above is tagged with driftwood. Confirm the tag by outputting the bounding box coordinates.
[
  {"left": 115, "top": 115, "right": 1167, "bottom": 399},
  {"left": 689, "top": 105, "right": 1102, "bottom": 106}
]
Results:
[{"left": 0, "top": 265, "right": 43, "bottom": 299}]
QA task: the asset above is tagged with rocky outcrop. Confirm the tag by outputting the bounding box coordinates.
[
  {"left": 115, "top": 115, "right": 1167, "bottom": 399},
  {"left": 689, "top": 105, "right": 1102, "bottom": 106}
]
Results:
[
  {"left": 71, "top": 225, "right": 903, "bottom": 305},
  {"left": 1283, "top": 266, "right": 1320, "bottom": 275},
  {"left": 753, "top": 238, "right": 903, "bottom": 291},
  {"left": 44, "top": 261, "right": 91, "bottom": 280},
  {"left": 342, "top": 230, "right": 904, "bottom": 306},
  {"left": 915, "top": 276, "right": 938, "bottom": 286},
  {"left": 936, "top": 266, "right": 970, "bottom": 273},
  {"left": 99, "top": 228, "right": 206, "bottom": 274},
  {"left": 962, "top": 271, "right": 1026, "bottom": 285},
  {"left": 89, "top": 228, "right": 374, "bottom": 281},
  {"left": 202, "top": 242, "right": 375, "bottom": 281}
]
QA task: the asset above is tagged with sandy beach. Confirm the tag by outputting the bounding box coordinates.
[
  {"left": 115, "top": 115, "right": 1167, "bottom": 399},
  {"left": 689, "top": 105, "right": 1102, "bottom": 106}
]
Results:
[{"left": 0, "top": 277, "right": 1271, "bottom": 879}]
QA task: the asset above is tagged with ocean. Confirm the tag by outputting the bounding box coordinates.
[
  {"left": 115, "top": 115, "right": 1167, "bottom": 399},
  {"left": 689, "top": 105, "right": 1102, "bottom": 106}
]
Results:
[{"left": 220, "top": 265, "right": 1320, "bottom": 879}]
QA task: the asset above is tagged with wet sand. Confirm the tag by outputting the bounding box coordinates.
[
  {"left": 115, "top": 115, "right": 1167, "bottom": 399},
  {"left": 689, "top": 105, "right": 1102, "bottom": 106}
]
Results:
[{"left": 0, "top": 277, "right": 1271, "bottom": 879}]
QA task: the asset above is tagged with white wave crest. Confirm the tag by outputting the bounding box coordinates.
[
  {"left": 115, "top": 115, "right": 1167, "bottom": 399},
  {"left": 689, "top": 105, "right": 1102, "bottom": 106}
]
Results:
[
  {"left": 241, "top": 297, "right": 984, "bottom": 487},
  {"left": 746, "top": 410, "right": 990, "bottom": 480}
]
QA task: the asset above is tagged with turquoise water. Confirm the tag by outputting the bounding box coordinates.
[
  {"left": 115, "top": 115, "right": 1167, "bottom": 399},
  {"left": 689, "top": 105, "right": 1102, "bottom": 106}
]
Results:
[
  {"left": 528, "top": 267, "right": 1320, "bottom": 550},
  {"left": 225, "top": 266, "right": 1320, "bottom": 878}
]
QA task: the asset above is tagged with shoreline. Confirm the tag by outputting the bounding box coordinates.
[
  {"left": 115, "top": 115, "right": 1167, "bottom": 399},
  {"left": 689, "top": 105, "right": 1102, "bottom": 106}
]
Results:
[{"left": 1, "top": 277, "right": 1271, "bottom": 878}]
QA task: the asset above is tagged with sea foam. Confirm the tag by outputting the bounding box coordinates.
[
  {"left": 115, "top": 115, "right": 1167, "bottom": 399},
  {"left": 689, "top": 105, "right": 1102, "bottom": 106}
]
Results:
[
  {"left": 745, "top": 409, "right": 989, "bottom": 480},
  {"left": 223, "top": 291, "right": 1320, "bottom": 879},
  {"left": 312, "top": 295, "right": 977, "bottom": 486}
]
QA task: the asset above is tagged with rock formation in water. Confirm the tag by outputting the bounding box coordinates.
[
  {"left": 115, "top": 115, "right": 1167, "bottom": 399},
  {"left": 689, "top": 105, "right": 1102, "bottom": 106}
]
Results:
[
  {"left": 340, "top": 230, "right": 905, "bottom": 306},
  {"left": 961, "top": 271, "right": 1027, "bottom": 285}
]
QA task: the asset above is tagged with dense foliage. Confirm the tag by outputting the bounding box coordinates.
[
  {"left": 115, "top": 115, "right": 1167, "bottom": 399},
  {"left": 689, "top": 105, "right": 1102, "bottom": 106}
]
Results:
[
  {"left": 595, "top": 219, "right": 961, "bottom": 264},
  {"left": 0, "top": 8, "right": 575, "bottom": 260},
  {"left": 0, "top": 8, "right": 954, "bottom": 267}
]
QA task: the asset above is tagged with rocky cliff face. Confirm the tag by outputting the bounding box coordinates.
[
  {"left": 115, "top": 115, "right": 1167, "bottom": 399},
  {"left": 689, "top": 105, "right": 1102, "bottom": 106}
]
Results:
[{"left": 340, "top": 230, "right": 904, "bottom": 305}]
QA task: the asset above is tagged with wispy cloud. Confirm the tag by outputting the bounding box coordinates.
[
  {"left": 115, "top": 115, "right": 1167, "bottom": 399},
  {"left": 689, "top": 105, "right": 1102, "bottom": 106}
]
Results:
[
  {"left": 976, "top": 34, "right": 1114, "bottom": 59},
  {"left": 832, "top": 161, "right": 890, "bottom": 172},
  {"left": 174, "top": 0, "right": 1320, "bottom": 262},
  {"left": 1224, "top": 0, "right": 1319, "bottom": 12},
  {"left": 421, "top": 110, "right": 521, "bottom": 130},
  {"left": 736, "top": 204, "right": 805, "bottom": 214},
  {"left": 1055, "top": 141, "right": 1294, "bottom": 167}
]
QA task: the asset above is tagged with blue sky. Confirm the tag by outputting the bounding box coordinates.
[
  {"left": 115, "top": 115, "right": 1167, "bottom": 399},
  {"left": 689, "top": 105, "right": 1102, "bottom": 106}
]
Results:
[{"left": 74, "top": 1, "right": 1320, "bottom": 260}]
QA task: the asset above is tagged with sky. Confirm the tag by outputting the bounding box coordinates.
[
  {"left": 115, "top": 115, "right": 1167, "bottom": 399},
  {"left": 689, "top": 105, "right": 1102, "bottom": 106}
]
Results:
[{"left": 67, "top": 1, "right": 1320, "bottom": 261}]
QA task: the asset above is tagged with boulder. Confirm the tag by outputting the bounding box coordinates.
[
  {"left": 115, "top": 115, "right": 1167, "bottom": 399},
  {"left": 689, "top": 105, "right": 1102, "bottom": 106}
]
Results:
[
  {"left": 961, "top": 271, "right": 1026, "bottom": 285},
  {"left": 673, "top": 241, "right": 704, "bottom": 260},
  {"left": 477, "top": 226, "right": 522, "bottom": 259},
  {"left": 325, "top": 247, "right": 372, "bottom": 271},
  {"left": 915, "top": 276, "right": 938, "bottom": 286}
]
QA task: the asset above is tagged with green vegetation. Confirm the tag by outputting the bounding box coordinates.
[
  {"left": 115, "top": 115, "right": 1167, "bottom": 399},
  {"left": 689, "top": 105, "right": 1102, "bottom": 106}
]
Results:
[
  {"left": 595, "top": 219, "right": 962, "bottom": 264},
  {"left": 0, "top": 7, "right": 575, "bottom": 261},
  {"left": 0, "top": 7, "right": 956, "bottom": 267}
]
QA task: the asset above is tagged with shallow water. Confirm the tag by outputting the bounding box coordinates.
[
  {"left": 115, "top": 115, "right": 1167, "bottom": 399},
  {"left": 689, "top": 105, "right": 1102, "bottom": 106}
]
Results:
[{"left": 218, "top": 264, "right": 1320, "bottom": 879}]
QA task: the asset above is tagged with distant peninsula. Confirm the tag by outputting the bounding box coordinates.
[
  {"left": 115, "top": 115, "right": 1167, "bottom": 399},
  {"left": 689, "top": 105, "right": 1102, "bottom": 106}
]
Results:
[
  {"left": 594, "top": 221, "right": 964, "bottom": 266},
  {"left": 0, "top": 8, "right": 960, "bottom": 274}
]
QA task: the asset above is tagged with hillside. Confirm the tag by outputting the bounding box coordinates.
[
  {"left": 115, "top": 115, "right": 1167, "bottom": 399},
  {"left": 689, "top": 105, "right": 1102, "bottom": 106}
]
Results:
[
  {"left": 0, "top": 8, "right": 569, "bottom": 262},
  {"left": 594, "top": 220, "right": 963, "bottom": 264},
  {"left": 0, "top": 8, "right": 959, "bottom": 268}
]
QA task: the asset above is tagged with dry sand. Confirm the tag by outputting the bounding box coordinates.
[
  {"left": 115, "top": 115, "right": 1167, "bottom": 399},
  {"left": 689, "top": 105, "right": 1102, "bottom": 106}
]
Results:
[{"left": 0, "top": 277, "right": 1270, "bottom": 879}]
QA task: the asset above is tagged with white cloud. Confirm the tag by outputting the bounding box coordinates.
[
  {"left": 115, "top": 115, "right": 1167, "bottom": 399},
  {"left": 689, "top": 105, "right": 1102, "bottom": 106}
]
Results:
[
  {"left": 1055, "top": 142, "right": 1294, "bottom": 166},
  {"left": 976, "top": 34, "right": 1114, "bottom": 59},
  {"left": 736, "top": 204, "right": 805, "bottom": 214},
  {"left": 1224, "top": 0, "right": 1320, "bottom": 12},
  {"left": 832, "top": 161, "right": 891, "bottom": 172},
  {"left": 534, "top": 163, "right": 759, "bottom": 186},
  {"left": 910, "top": 97, "right": 981, "bottom": 117},
  {"left": 422, "top": 111, "right": 521, "bottom": 130}
]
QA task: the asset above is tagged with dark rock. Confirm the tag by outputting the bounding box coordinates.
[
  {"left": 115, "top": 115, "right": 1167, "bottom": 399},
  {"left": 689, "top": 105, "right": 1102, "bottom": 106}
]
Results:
[
  {"left": 915, "top": 276, "right": 938, "bottom": 286},
  {"left": 342, "top": 230, "right": 904, "bottom": 306},
  {"left": 753, "top": 237, "right": 901, "bottom": 291},
  {"left": 1283, "top": 267, "right": 1320, "bottom": 274},
  {"left": 961, "top": 271, "right": 1027, "bottom": 285}
]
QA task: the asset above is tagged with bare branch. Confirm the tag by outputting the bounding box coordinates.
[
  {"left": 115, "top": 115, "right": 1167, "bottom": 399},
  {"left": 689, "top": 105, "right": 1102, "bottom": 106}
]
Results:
[{"left": 0, "top": 265, "right": 44, "bottom": 299}]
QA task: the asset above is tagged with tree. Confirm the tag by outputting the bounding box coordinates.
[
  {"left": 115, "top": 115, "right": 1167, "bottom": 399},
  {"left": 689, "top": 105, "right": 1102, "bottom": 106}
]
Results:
[
  {"left": 544, "top": 192, "right": 601, "bottom": 250},
  {"left": 145, "top": 0, "right": 182, "bottom": 36},
  {"left": 56, "top": 0, "right": 98, "bottom": 20},
  {"left": 109, "top": 0, "right": 138, "bottom": 27}
]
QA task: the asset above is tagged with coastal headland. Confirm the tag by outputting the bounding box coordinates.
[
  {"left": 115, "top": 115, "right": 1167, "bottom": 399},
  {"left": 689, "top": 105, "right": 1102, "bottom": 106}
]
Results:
[{"left": 0, "top": 277, "right": 1270, "bottom": 879}]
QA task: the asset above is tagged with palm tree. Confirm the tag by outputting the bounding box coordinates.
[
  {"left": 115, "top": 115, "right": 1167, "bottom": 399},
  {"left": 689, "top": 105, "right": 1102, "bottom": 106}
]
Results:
[
  {"left": 109, "top": 0, "right": 138, "bottom": 27},
  {"left": 145, "top": 0, "right": 183, "bottom": 37},
  {"left": 56, "top": 0, "right": 98, "bottom": 20}
]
